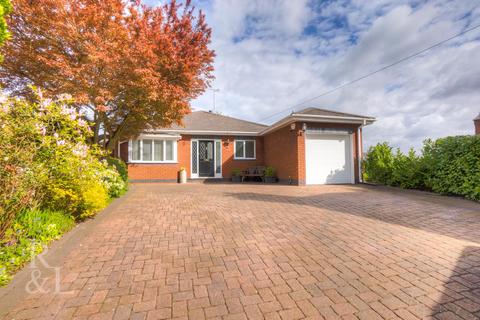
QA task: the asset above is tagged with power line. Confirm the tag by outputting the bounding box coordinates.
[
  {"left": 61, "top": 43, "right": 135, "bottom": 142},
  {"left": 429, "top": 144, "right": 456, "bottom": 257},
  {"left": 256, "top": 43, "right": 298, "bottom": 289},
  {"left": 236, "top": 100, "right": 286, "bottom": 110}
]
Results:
[{"left": 260, "top": 23, "right": 480, "bottom": 122}]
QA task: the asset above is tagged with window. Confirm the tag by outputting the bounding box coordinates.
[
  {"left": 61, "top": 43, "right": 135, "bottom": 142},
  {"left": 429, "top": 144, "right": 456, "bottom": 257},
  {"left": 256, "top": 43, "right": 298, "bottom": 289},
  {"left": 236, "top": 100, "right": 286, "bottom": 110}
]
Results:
[
  {"left": 154, "top": 140, "right": 164, "bottom": 161},
  {"left": 130, "top": 139, "right": 177, "bottom": 163},
  {"left": 142, "top": 139, "right": 153, "bottom": 161},
  {"left": 234, "top": 140, "right": 255, "bottom": 159},
  {"left": 215, "top": 141, "right": 221, "bottom": 173},
  {"left": 132, "top": 140, "right": 141, "bottom": 161}
]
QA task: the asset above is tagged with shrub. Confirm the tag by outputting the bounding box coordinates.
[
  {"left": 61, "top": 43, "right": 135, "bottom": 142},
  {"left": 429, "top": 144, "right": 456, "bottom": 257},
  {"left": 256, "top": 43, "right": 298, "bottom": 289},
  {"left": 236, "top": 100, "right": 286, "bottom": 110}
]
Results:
[
  {"left": 0, "top": 90, "right": 127, "bottom": 286},
  {"left": 362, "top": 142, "right": 394, "bottom": 184},
  {"left": 265, "top": 166, "right": 276, "bottom": 177},
  {"left": 231, "top": 168, "right": 241, "bottom": 176},
  {"left": 99, "top": 161, "right": 127, "bottom": 198},
  {"left": 390, "top": 148, "right": 424, "bottom": 189},
  {"left": 0, "top": 209, "right": 75, "bottom": 285},
  {"left": 0, "top": 95, "right": 45, "bottom": 237},
  {"left": 363, "top": 136, "right": 480, "bottom": 201},
  {"left": 0, "top": 90, "right": 127, "bottom": 233},
  {"left": 422, "top": 136, "right": 480, "bottom": 200},
  {"left": 106, "top": 157, "right": 128, "bottom": 184}
]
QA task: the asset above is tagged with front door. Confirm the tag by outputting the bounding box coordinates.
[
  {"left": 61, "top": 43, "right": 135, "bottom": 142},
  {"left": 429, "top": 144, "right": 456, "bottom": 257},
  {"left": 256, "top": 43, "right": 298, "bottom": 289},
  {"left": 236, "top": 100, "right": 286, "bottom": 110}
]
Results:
[{"left": 199, "top": 140, "right": 215, "bottom": 177}]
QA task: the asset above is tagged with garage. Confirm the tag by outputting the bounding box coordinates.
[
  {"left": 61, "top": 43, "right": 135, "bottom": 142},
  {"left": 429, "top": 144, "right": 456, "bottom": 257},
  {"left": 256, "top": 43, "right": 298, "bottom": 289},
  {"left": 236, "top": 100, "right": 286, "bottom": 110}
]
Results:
[{"left": 305, "top": 132, "right": 354, "bottom": 185}]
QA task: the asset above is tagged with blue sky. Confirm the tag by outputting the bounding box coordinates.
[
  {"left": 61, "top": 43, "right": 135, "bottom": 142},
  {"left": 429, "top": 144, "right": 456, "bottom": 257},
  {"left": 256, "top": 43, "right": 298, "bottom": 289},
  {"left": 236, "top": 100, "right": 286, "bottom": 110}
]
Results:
[{"left": 144, "top": 0, "right": 480, "bottom": 151}]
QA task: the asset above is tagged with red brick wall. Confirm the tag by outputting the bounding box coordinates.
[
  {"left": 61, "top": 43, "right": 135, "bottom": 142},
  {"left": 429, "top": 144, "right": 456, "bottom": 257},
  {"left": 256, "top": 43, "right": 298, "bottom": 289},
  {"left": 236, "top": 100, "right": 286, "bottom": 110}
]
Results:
[
  {"left": 221, "top": 136, "right": 264, "bottom": 178},
  {"left": 127, "top": 136, "right": 191, "bottom": 181},
  {"left": 475, "top": 119, "right": 480, "bottom": 135},
  {"left": 122, "top": 135, "right": 264, "bottom": 181},
  {"left": 264, "top": 125, "right": 303, "bottom": 184},
  {"left": 263, "top": 122, "right": 362, "bottom": 185}
]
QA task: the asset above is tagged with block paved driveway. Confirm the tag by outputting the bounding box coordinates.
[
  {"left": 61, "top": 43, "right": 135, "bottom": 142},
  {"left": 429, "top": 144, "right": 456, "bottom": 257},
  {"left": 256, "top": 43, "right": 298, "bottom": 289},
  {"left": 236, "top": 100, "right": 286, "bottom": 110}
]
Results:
[{"left": 2, "top": 183, "right": 480, "bottom": 320}]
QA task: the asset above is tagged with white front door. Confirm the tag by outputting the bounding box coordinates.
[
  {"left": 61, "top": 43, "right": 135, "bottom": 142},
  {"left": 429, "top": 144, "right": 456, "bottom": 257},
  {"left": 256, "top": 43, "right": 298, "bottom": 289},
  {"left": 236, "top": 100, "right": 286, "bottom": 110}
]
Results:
[
  {"left": 191, "top": 139, "right": 222, "bottom": 179},
  {"left": 305, "top": 134, "right": 354, "bottom": 184}
]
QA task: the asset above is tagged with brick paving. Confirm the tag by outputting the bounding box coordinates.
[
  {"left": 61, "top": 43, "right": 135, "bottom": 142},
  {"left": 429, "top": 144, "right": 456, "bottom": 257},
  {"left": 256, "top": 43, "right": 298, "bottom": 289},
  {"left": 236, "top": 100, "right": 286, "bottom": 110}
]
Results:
[{"left": 2, "top": 183, "right": 480, "bottom": 320}]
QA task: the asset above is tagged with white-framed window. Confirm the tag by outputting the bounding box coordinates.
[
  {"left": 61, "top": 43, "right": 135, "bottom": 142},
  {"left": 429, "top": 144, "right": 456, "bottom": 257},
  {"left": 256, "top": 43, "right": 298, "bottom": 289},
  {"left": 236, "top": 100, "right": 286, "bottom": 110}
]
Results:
[
  {"left": 129, "top": 139, "right": 177, "bottom": 163},
  {"left": 234, "top": 139, "right": 256, "bottom": 160}
]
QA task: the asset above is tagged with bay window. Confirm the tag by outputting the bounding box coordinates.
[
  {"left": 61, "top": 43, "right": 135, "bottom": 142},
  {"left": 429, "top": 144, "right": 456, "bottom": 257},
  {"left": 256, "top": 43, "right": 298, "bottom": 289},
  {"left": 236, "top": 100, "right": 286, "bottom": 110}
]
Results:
[{"left": 129, "top": 138, "right": 177, "bottom": 163}]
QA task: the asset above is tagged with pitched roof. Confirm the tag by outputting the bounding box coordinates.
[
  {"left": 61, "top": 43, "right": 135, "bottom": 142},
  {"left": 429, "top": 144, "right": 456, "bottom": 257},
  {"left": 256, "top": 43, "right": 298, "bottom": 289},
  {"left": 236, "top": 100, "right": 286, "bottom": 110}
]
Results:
[
  {"left": 151, "top": 107, "right": 375, "bottom": 136},
  {"left": 294, "top": 107, "right": 375, "bottom": 119},
  {"left": 165, "top": 111, "right": 267, "bottom": 133},
  {"left": 475, "top": 113, "right": 480, "bottom": 120},
  {"left": 260, "top": 107, "right": 375, "bottom": 135}
]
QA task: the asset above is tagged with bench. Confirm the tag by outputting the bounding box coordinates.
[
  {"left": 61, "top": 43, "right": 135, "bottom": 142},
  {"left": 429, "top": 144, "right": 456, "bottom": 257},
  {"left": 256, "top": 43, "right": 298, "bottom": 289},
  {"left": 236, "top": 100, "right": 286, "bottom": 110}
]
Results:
[{"left": 241, "top": 166, "right": 266, "bottom": 182}]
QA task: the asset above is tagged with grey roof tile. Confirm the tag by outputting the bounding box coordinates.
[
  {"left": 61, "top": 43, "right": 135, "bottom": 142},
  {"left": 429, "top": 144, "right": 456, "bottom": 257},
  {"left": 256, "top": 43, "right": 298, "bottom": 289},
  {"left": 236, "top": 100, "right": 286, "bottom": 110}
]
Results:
[{"left": 163, "top": 111, "right": 267, "bottom": 133}]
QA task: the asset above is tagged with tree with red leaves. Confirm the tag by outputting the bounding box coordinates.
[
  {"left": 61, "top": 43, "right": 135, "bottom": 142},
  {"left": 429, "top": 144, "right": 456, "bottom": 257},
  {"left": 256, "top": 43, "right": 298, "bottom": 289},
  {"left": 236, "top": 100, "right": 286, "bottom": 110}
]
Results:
[{"left": 0, "top": 0, "right": 215, "bottom": 149}]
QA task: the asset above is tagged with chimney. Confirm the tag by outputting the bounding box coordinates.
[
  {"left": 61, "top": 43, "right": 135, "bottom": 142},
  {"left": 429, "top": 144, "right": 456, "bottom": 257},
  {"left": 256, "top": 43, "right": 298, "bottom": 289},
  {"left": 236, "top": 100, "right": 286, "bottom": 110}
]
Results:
[{"left": 475, "top": 113, "right": 480, "bottom": 135}]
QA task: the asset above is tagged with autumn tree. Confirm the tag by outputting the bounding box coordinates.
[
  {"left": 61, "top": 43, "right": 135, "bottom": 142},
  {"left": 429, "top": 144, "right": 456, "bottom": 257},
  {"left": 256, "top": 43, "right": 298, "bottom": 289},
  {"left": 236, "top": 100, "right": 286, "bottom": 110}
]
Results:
[{"left": 0, "top": 0, "right": 214, "bottom": 149}]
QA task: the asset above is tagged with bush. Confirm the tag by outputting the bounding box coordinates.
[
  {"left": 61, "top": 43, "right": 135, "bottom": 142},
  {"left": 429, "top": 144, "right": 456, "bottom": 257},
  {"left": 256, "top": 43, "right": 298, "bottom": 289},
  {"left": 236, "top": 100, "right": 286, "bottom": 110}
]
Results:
[
  {"left": 422, "top": 136, "right": 480, "bottom": 201},
  {"left": 0, "top": 90, "right": 128, "bottom": 286},
  {"left": 390, "top": 148, "right": 424, "bottom": 189},
  {"left": 100, "top": 161, "right": 127, "bottom": 198},
  {"left": 106, "top": 157, "right": 128, "bottom": 184},
  {"left": 363, "top": 136, "right": 480, "bottom": 201},
  {"left": 0, "top": 209, "right": 75, "bottom": 286},
  {"left": 265, "top": 166, "right": 276, "bottom": 177},
  {"left": 363, "top": 142, "right": 394, "bottom": 184},
  {"left": 0, "top": 90, "right": 127, "bottom": 235}
]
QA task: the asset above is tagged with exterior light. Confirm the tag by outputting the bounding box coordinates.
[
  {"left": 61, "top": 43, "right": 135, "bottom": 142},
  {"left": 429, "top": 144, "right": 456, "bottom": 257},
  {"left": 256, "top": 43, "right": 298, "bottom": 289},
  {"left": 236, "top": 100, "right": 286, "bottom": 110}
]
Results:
[{"left": 290, "top": 123, "right": 296, "bottom": 131}]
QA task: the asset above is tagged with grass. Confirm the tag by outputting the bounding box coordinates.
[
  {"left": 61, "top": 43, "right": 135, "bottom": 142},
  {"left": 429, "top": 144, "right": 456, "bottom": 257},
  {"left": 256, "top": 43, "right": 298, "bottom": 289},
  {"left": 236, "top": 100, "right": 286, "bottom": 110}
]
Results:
[{"left": 0, "top": 209, "right": 75, "bottom": 286}]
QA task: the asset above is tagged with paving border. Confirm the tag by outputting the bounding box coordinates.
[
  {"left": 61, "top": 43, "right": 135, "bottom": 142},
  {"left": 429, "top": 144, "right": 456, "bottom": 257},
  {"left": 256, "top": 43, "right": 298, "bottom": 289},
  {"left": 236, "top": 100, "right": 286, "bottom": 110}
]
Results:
[{"left": 0, "top": 186, "right": 134, "bottom": 317}]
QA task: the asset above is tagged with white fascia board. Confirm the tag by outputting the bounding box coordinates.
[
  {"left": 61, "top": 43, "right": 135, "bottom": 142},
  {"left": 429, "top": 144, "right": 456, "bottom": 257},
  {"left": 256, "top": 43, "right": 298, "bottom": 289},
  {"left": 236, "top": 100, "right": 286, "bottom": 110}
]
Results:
[
  {"left": 260, "top": 115, "right": 375, "bottom": 135},
  {"left": 152, "top": 129, "right": 260, "bottom": 136},
  {"left": 290, "top": 113, "right": 375, "bottom": 122},
  {"left": 138, "top": 133, "right": 182, "bottom": 140}
]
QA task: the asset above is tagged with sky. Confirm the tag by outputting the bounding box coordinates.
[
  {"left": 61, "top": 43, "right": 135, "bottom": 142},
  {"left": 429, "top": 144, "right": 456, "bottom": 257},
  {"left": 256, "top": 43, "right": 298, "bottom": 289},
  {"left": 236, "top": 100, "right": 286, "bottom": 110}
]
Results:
[{"left": 144, "top": 0, "right": 480, "bottom": 151}]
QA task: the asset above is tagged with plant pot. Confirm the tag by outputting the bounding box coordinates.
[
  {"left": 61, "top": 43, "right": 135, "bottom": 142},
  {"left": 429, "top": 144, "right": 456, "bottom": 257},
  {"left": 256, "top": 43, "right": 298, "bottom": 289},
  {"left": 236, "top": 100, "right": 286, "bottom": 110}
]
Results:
[
  {"left": 178, "top": 170, "right": 187, "bottom": 183},
  {"left": 264, "top": 176, "right": 276, "bottom": 183},
  {"left": 231, "top": 175, "right": 242, "bottom": 183}
]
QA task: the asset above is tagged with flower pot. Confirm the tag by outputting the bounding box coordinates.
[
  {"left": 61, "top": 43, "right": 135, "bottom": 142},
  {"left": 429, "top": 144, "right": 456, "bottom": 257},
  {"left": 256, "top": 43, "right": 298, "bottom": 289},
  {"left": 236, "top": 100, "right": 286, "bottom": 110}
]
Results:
[
  {"left": 264, "top": 176, "right": 276, "bottom": 183},
  {"left": 178, "top": 170, "right": 187, "bottom": 183},
  {"left": 231, "top": 175, "right": 242, "bottom": 183}
]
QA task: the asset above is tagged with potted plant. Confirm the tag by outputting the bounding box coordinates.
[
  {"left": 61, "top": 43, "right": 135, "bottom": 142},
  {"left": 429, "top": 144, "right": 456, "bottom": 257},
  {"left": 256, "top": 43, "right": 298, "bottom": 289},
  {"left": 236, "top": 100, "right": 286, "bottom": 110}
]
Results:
[
  {"left": 231, "top": 168, "right": 242, "bottom": 182},
  {"left": 264, "top": 166, "right": 277, "bottom": 183},
  {"left": 178, "top": 167, "right": 187, "bottom": 184}
]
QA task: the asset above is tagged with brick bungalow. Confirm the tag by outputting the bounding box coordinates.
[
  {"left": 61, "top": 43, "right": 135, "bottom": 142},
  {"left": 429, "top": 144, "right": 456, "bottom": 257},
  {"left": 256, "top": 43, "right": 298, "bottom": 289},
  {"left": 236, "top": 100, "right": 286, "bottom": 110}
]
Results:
[{"left": 117, "top": 107, "right": 375, "bottom": 185}]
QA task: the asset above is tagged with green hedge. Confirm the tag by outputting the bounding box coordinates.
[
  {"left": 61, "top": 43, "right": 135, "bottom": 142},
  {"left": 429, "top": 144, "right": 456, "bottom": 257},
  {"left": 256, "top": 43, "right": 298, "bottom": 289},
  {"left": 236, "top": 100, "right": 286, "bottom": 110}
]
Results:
[{"left": 363, "top": 136, "right": 480, "bottom": 201}]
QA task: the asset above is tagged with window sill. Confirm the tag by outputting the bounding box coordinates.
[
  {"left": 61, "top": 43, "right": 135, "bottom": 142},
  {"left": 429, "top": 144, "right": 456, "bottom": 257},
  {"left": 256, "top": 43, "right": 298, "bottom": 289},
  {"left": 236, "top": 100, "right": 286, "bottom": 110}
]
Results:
[{"left": 233, "top": 158, "right": 257, "bottom": 161}]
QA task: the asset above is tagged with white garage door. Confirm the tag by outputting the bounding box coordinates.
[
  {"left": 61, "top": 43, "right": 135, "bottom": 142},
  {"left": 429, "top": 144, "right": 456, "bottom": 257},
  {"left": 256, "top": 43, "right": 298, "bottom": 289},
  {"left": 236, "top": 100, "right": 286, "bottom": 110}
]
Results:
[{"left": 305, "top": 133, "right": 354, "bottom": 184}]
